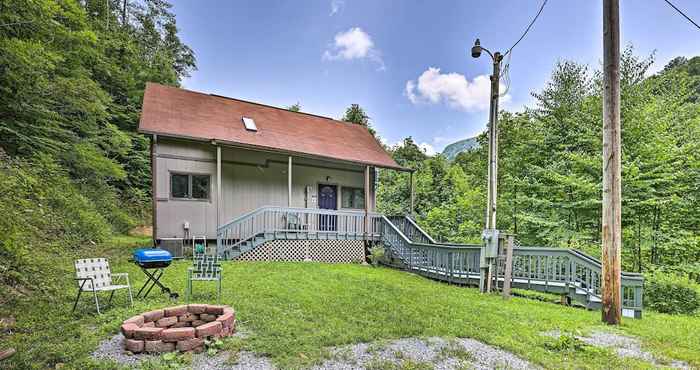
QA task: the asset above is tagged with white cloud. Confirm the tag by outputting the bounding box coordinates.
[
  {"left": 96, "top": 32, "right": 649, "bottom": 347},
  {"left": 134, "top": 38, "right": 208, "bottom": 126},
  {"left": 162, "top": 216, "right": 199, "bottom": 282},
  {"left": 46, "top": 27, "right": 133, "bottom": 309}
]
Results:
[
  {"left": 405, "top": 67, "right": 510, "bottom": 111},
  {"left": 323, "top": 27, "right": 385, "bottom": 70},
  {"left": 418, "top": 142, "right": 437, "bottom": 156},
  {"left": 330, "top": 0, "right": 344, "bottom": 16}
]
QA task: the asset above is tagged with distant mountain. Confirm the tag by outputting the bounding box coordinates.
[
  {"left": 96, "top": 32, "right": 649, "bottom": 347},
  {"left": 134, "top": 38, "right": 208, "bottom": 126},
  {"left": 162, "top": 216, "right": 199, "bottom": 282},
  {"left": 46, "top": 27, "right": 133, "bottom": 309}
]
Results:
[{"left": 442, "top": 137, "right": 480, "bottom": 160}]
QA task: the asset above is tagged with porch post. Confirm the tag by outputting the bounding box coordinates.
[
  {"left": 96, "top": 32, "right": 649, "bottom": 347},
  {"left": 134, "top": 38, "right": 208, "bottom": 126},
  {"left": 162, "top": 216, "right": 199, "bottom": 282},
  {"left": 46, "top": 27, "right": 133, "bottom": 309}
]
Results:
[
  {"left": 216, "top": 145, "right": 221, "bottom": 229},
  {"left": 409, "top": 171, "right": 415, "bottom": 216},
  {"left": 151, "top": 134, "right": 158, "bottom": 247},
  {"left": 288, "top": 156, "right": 292, "bottom": 207},
  {"left": 365, "top": 165, "right": 370, "bottom": 236}
]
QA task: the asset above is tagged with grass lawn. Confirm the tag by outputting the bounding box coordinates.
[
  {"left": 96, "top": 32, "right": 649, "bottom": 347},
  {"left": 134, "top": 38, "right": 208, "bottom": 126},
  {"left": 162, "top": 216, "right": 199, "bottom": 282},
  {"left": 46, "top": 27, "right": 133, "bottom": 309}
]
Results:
[{"left": 2, "top": 236, "right": 700, "bottom": 369}]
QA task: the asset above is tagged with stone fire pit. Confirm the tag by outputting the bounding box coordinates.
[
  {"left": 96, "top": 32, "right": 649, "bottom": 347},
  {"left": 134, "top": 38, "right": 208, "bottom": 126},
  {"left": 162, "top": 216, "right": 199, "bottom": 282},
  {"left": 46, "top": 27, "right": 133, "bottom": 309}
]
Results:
[{"left": 120, "top": 304, "right": 236, "bottom": 353}]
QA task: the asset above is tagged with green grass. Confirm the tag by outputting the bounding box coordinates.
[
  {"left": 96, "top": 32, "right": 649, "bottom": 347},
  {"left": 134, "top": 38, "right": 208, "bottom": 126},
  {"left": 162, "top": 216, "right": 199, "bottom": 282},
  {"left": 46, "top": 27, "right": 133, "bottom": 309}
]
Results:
[{"left": 2, "top": 237, "right": 700, "bottom": 369}]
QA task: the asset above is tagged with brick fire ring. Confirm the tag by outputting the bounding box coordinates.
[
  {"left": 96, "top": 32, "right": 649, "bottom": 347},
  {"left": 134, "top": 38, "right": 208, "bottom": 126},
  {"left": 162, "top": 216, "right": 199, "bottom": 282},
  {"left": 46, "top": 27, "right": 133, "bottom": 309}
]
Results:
[{"left": 120, "top": 304, "right": 236, "bottom": 353}]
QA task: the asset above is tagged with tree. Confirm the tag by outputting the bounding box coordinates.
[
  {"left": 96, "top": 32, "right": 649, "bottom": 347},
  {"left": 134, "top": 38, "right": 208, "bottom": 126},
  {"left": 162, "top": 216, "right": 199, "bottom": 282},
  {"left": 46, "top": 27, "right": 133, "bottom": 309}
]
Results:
[
  {"left": 377, "top": 48, "right": 700, "bottom": 281},
  {"left": 342, "top": 104, "right": 370, "bottom": 126},
  {"left": 0, "top": 0, "right": 196, "bottom": 231},
  {"left": 287, "top": 102, "right": 301, "bottom": 112}
]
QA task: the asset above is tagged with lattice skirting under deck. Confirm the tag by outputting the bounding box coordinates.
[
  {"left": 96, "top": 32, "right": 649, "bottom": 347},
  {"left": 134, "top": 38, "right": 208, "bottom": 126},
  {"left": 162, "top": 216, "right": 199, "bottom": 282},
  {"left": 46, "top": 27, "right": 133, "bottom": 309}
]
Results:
[{"left": 235, "top": 240, "right": 366, "bottom": 263}]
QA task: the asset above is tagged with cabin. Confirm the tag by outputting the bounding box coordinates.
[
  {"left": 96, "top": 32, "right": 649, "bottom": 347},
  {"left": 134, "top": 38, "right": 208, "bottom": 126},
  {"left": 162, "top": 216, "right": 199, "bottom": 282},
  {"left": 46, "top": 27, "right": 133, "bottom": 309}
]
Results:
[{"left": 138, "top": 82, "right": 411, "bottom": 261}]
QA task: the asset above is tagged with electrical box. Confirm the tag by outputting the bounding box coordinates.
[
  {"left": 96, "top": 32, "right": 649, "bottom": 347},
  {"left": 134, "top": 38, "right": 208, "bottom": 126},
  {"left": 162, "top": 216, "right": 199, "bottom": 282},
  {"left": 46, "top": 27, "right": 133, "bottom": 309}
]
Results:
[{"left": 481, "top": 228, "right": 500, "bottom": 259}]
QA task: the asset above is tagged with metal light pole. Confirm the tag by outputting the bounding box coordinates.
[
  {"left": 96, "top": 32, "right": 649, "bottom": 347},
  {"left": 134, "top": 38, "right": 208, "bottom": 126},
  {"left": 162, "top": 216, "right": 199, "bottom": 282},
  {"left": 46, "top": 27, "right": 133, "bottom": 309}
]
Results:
[{"left": 471, "top": 39, "right": 504, "bottom": 293}]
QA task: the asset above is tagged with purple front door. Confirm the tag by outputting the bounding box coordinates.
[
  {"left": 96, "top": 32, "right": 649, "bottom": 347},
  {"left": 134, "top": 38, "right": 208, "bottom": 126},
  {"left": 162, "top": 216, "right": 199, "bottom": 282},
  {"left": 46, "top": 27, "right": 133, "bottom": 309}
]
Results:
[{"left": 318, "top": 184, "right": 337, "bottom": 231}]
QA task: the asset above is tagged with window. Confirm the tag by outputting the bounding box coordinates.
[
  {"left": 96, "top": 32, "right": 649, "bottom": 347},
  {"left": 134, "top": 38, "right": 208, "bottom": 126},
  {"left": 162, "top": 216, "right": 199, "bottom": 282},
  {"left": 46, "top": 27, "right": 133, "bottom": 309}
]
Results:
[
  {"left": 341, "top": 187, "right": 365, "bottom": 209},
  {"left": 242, "top": 116, "right": 257, "bottom": 131},
  {"left": 191, "top": 175, "right": 210, "bottom": 199},
  {"left": 171, "top": 174, "right": 189, "bottom": 198},
  {"left": 170, "top": 173, "right": 210, "bottom": 200}
]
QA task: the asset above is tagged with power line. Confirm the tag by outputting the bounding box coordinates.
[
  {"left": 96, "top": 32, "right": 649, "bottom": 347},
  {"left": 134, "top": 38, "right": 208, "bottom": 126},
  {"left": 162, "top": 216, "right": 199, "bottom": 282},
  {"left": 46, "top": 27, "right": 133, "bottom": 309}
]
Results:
[
  {"left": 504, "top": 0, "right": 548, "bottom": 57},
  {"left": 498, "top": 0, "right": 547, "bottom": 96},
  {"left": 662, "top": 0, "right": 700, "bottom": 30}
]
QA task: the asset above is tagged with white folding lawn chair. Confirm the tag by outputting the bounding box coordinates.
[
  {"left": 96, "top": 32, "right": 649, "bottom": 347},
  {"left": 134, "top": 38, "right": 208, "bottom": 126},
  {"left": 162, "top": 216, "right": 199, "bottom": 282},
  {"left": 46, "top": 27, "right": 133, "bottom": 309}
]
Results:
[{"left": 72, "top": 258, "right": 133, "bottom": 314}]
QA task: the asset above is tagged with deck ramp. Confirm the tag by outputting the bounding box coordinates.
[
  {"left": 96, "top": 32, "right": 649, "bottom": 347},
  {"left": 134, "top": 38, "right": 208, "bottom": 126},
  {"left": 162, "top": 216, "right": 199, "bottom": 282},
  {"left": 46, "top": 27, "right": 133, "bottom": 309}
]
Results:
[
  {"left": 381, "top": 215, "right": 643, "bottom": 318},
  {"left": 216, "top": 207, "right": 643, "bottom": 317}
]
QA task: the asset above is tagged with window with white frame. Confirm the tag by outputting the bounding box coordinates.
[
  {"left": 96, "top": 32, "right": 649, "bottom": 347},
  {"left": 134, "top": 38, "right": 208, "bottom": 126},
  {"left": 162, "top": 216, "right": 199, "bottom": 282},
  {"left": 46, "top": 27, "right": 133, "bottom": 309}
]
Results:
[{"left": 341, "top": 187, "right": 365, "bottom": 209}]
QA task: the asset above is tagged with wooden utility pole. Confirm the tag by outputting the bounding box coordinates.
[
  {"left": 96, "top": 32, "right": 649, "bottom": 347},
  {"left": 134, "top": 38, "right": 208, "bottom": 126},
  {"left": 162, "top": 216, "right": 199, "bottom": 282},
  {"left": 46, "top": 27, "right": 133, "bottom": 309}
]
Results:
[
  {"left": 122, "top": 0, "right": 128, "bottom": 25},
  {"left": 601, "top": 0, "right": 622, "bottom": 325},
  {"left": 480, "top": 50, "right": 503, "bottom": 293}
]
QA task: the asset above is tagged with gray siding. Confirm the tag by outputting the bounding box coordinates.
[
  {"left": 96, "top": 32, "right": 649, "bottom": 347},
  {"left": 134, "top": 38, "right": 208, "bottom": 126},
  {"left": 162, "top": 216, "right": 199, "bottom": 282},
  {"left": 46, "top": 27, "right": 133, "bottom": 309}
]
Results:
[{"left": 154, "top": 137, "right": 376, "bottom": 240}]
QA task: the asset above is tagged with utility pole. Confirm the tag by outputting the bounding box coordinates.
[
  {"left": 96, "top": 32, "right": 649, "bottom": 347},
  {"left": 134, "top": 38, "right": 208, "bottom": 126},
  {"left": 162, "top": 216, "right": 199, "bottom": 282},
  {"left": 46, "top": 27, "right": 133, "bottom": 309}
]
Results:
[
  {"left": 471, "top": 39, "right": 503, "bottom": 293},
  {"left": 122, "top": 0, "right": 128, "bottom": 25},
  {"left": 486, "top": 51, "right": 502, "bottom": 232},
  {"left": 601, "top": 0, "right": 622, "bottom": 325}
]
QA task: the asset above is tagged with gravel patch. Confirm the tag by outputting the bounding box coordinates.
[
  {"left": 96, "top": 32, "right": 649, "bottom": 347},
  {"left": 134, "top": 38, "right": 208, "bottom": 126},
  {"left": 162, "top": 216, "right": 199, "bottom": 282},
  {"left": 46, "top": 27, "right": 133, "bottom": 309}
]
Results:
[
  {"left": 93, "top": 334, "right": 535, "bottom": 369},
  {"left": 91, "top": 333, "right": 158, "bottom": 367},
  {"left": 543, "top": 330, "right": 690, "bottom": 369},
  {"left": 191, "top": 350, "right": 274, "bottom": 370},
  {"left": 315, "top": 337, "right": 537, "bottom": 370}
]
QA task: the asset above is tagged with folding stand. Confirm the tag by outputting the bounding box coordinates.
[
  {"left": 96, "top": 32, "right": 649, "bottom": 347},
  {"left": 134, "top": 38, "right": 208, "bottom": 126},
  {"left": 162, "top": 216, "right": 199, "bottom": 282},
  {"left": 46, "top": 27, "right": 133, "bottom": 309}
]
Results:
[{"left": 135, "top": 267, "right": 179, "bottom": 299}]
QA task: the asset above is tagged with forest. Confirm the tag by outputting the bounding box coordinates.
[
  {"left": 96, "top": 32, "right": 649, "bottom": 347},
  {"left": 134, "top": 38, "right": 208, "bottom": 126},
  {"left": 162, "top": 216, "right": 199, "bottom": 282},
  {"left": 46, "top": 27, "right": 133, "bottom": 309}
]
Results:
[
  {"left": 1, "top": 1, "right": 699, "bottom": 313},
  {"left": 0, "top": 0, "right": 194, "bottom": 305},
  {"left": 377, "top": 50, "right": 700, "bottom": 299}
]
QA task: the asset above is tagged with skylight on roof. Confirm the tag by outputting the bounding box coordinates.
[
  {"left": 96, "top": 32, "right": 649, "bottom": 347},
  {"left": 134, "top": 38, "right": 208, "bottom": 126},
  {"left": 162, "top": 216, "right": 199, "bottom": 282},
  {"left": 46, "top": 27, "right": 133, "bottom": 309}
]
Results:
[{"left": 242, "top": 116, "right": 257, "bottom": 131}]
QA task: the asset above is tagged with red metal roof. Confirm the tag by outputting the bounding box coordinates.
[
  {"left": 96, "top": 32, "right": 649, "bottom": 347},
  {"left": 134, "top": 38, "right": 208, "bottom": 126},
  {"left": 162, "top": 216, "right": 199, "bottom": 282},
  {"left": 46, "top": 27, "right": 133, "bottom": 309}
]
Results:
[{"left": 139, "top": 83, "right": 405, "bottom": 170}]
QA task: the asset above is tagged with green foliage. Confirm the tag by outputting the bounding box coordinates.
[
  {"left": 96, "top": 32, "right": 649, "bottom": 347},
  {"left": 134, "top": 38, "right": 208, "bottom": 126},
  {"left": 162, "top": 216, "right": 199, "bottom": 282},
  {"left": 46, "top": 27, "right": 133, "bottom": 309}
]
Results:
[
  {"left": 342, "top": 103, "right": 370, "bottom": 126},
  {"left": 287, "top": 102, "right": 301, "bottom": 112},
  {"left": 368, "top": 245, "right": 385, "bottom": 266},
  {"left": 0, "top": 0, "right": 194, "bottom": 313},
  {"left": 644, "top": 271, "right": 700, "bottom": 315},
  {"left": 142, "top": 351, "right": 192, "bottom": 369},
  {"left": 204, "top": 338, "right": 225, "bottom": 356},
  {"left": 543, "top": 333, "right": 590, "bottom": 353},
  {"left": 377, "top": 47, "right": 700, "bottom": 284}
]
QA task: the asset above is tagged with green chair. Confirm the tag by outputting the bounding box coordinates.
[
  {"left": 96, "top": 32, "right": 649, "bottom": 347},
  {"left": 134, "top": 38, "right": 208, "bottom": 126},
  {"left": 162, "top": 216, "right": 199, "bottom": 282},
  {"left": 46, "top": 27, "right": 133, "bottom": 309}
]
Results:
[{"left": 186, "top": 254, "right": 222, "bottom": 303}]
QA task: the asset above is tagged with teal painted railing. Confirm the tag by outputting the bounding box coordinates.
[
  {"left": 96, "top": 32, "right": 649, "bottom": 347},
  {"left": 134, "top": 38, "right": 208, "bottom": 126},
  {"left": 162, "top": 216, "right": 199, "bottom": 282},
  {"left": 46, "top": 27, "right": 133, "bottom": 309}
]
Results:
[
  {"left": 380, "top": 215, "right": 644, "bottom": 318},
  {"left": 216, "top": 206, "right": 382, "bottom": 259},
  {"left": 215, "top": 208, "right": 643, "bottom": 317}
]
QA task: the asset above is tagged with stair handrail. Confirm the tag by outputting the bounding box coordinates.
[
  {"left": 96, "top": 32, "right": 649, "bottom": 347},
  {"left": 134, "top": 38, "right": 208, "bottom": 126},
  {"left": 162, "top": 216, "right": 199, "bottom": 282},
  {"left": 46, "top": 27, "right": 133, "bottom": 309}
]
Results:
[
  {"left": 402, "top": 215, "right": 438, "bottom": 244},
  {"left": 379, "top": 217, "right": 642, "bottom": 314},
  {"left": 380, "top": 216, "right": 481, "bottom": 250}
]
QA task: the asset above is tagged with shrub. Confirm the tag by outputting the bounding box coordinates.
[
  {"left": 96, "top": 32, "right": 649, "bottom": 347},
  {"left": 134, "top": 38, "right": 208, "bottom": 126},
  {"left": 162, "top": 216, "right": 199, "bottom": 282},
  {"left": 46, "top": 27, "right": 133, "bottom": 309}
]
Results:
[
  {"left": 543, "top": 333, "right": 589, "bottom": 352},
  {"left": 368, "top": 246, "right": 386, "bottom": 267},
  {"left": 644, "top": 271, "right": 700, "bottom": 315}
]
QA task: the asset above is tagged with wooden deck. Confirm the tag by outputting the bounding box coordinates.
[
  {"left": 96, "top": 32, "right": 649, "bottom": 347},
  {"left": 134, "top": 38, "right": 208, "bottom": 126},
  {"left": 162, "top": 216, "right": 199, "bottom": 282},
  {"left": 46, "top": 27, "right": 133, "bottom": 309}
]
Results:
[{"left": 216, "top": 206, "right": 644, "bottom": 318}]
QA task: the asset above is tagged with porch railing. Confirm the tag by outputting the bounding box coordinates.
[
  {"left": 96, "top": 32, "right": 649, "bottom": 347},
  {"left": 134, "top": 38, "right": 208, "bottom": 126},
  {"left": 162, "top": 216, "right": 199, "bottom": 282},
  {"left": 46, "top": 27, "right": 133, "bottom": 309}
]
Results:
[{"left": 216, "top": 206, "right": 382, "bottom": 257}]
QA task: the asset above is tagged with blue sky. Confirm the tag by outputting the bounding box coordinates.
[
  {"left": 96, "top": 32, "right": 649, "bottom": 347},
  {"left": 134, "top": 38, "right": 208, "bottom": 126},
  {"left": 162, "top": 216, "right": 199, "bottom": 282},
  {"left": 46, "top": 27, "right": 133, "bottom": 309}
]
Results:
[{"left": 169, "top": 0, "right": 700, "bottom": 154}]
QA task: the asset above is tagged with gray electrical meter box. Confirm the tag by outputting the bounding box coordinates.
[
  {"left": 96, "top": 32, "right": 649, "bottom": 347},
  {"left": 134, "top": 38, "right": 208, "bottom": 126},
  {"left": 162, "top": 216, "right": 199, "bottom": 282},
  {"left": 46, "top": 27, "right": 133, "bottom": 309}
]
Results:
[{"left": 481, "top": 229, "right": 500, "bottom": 259}]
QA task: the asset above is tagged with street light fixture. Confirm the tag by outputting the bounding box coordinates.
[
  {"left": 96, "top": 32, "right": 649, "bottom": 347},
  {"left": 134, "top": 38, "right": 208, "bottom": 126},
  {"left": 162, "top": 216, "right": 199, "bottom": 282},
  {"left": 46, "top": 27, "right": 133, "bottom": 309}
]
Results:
[{"left": 471, "top": 38, "right": 504, "bottom": 293}]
